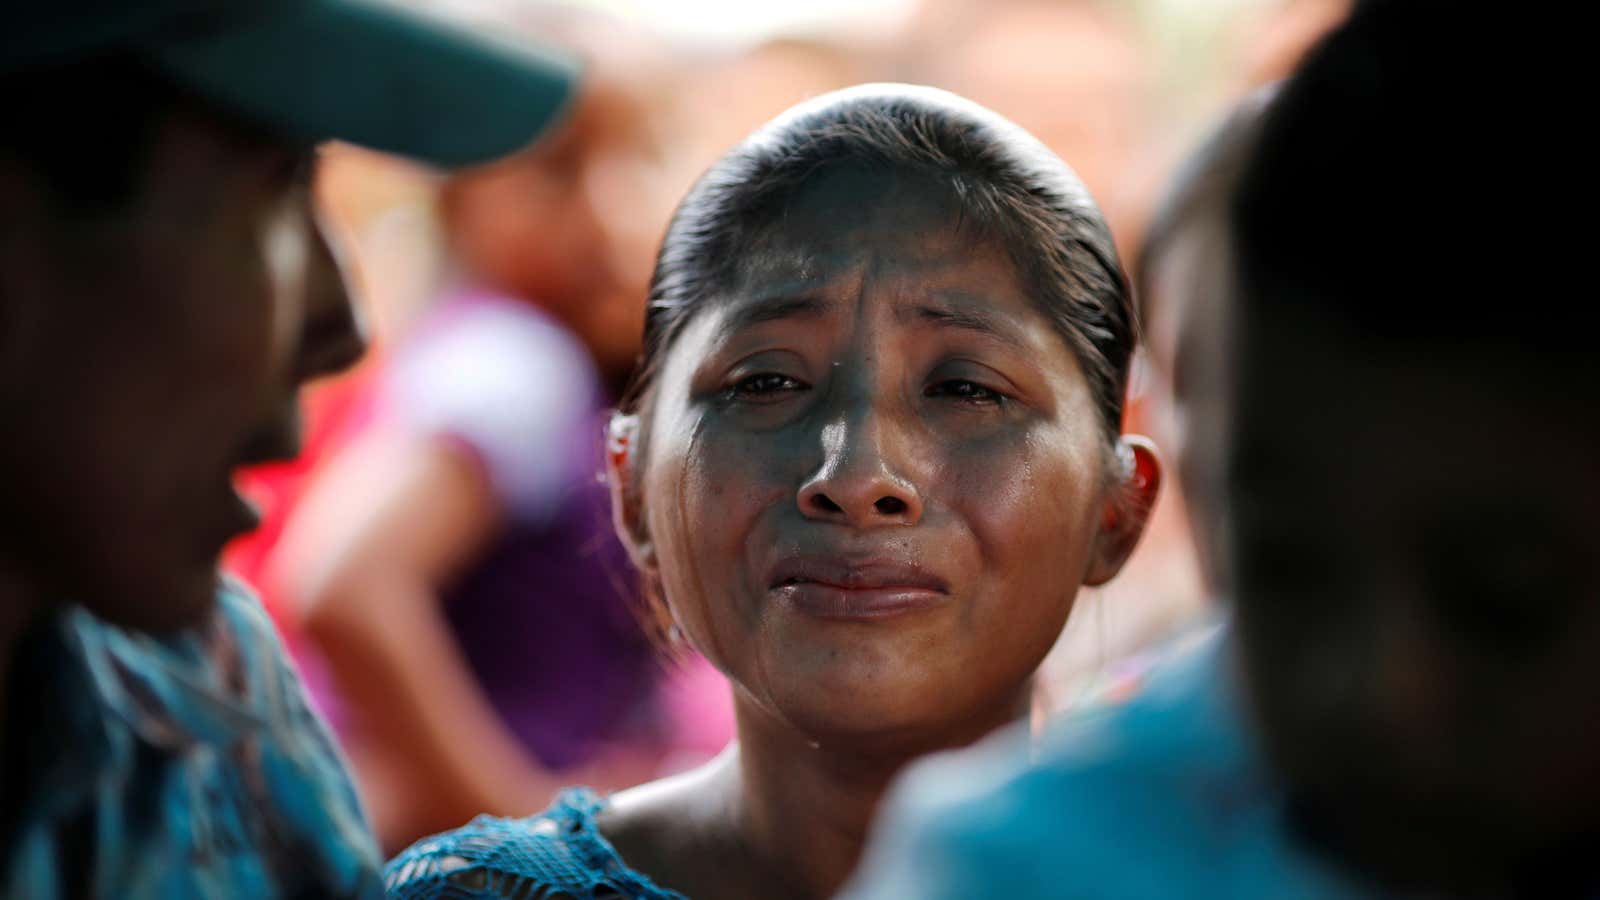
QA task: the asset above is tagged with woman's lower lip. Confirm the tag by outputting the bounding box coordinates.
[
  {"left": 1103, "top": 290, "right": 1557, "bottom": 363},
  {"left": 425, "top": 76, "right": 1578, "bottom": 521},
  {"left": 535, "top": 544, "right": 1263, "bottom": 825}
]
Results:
[{"left": 773, "top": 583, "right": 946, "bottom": 620}]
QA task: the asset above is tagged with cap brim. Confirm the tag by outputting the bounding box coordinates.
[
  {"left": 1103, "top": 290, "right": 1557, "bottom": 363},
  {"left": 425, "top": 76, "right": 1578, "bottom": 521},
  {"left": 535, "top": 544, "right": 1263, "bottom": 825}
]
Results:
[{"left": 142, "top": 0, "right": 579, "bottom": 168}]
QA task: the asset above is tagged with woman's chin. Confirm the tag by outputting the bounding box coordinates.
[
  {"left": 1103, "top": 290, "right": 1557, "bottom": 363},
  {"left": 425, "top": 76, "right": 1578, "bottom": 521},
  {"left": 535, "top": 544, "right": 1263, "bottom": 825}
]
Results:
[
  {"left": 717, "top": 609, "right": 1031, "bottom": 747},
  {"left": 746, "top": 657, "right": 1000, "bottom": 750}
]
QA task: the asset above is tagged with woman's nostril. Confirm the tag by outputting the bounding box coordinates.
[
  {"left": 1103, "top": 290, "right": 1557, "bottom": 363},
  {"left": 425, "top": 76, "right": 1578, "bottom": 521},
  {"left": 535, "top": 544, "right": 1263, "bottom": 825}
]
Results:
[
  {"left": 875, "top": 496, "right": 907, "bottom": 516},
  {"left": 811, "top": 494, "right": 843, "bottom": 514}
]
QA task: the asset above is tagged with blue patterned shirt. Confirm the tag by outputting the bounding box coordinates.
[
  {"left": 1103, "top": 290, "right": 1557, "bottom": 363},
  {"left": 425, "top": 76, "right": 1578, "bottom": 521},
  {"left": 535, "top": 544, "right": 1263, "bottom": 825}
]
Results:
[
  {"left": 385, "top": 789, "right": 686, "bottom": 899},
  {"left": 1, "top": 581, "right": 383, "bottom": 899}
]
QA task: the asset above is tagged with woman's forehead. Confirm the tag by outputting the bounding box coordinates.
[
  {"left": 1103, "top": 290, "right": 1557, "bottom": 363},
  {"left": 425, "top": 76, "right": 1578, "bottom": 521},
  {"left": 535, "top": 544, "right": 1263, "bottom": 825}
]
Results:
[
  {"left": 688, "top": 183, "right": 1084, "bottom": 367},
  {"left": 736, "top": 221, "right": 1007, "bottom": 295},
  {"left": 730, "top": 170, "right": 1012, "bottom": 294},
  {"left": 720, "top": 228, "right": 1037, "bottom": 334}
]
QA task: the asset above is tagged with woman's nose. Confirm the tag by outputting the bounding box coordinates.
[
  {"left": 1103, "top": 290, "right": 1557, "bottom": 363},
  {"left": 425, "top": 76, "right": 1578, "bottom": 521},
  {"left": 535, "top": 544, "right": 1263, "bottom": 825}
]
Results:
[{"left": 797, "top": 412, "right": 923, "bottom": 527}]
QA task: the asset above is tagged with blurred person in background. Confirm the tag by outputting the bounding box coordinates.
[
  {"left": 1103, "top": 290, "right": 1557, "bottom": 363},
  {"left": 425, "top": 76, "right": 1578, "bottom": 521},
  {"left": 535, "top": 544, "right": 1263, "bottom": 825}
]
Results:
[
  {"left": 275, "top": 6, "right": 720, "bottom": 854},
  {"left": 1122, "top": 0, "right": 1347, "bottom": 631},
  {"left": 682, "top": 35, "right": 881, "bottom": 173},
  {"left": 1221, "top": 4, "right": 1598, "bottom": 893},
  {"left": 1130, "top": 90, "right": 1277, "bottom": 600},
  {"left": 384, "top": 83, "right": 1161, "bottom": 900},
  {"left": 1235, "top": 0, "right": 1351, "bottom": 86},
  {"left": 903, "top": 0, "right": 1151, "bottom": 252},
  {"left": 850, "top": 2, "right": 1599, "bottom": 897},
  {"left": 0, "top": 2, "right": 575, "bottom": 897}
]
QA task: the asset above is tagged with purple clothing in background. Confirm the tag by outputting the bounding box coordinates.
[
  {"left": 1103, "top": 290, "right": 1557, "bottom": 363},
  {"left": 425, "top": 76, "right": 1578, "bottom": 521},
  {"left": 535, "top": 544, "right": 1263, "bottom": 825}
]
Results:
[{"left": 383, "top": 287, "right": 660, "bottom": 770}]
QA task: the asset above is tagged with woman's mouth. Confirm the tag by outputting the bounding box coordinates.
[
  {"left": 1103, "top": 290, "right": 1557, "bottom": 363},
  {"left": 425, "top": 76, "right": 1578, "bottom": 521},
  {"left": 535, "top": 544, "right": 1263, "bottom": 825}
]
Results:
[{"left": 768, "top": 557, "right": 949, "bottom": 621}]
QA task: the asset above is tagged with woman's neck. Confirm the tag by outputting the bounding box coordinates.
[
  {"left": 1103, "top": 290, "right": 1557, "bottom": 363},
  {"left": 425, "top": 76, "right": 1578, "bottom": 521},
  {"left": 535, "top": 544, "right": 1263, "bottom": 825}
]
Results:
[{"left": 723, "top": 684, "right": 1033, "bottom": 900}]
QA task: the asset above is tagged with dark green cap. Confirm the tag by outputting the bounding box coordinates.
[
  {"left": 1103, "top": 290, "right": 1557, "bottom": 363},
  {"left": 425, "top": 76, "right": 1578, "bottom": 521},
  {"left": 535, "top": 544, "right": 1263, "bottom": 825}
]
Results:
[{"left": 3, "top": 0, "right": 580, "bottom": 167}]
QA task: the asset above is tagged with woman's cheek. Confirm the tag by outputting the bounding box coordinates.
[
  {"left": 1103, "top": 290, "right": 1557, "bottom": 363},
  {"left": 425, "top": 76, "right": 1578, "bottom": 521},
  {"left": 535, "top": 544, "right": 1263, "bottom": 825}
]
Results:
[
  {"left": 941, "top": 429, "right": 1040, "bottom": 545},
  {"left": 644, "top": 412, "right": 773, "bottom": 670},
  {"left": 952, "top": 424, "right": 1101, "bottom": 589},
  {"left": 1022, "top": 429, "right": 1107, "bottom": 594},
  {"left": 643, "top": 428, "right": 712, "bottom": 658}
]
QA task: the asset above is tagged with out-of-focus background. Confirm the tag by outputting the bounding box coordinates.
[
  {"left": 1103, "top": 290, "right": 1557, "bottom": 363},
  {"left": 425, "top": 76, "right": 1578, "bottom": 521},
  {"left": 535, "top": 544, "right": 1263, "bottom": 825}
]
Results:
[{"left": 222, "top": 0, "right": 1349, "bottom": 854}]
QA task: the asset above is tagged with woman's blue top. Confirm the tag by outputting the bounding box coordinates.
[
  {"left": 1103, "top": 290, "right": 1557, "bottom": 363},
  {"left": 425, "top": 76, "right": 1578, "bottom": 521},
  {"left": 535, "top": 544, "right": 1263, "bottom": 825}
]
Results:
[{"left": 384, "top": 789, "right": 687, "bottom": 900}]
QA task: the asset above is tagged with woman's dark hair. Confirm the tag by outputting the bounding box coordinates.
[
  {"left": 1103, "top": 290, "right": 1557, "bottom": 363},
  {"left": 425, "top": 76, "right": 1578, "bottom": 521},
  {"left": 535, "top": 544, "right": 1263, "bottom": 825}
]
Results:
[{"left": 618, "top": 84, "right": 1134, "bottom": 443}]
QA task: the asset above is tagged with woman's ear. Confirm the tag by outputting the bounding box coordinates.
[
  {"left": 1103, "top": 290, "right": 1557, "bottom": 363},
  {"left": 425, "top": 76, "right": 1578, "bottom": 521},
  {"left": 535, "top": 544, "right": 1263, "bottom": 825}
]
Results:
[
  {"left": 606, "top": 413, "right": 656, "bottom": 574},
  {"left": 1084, "top": 435, "right": 1162, "bottom": 586}
]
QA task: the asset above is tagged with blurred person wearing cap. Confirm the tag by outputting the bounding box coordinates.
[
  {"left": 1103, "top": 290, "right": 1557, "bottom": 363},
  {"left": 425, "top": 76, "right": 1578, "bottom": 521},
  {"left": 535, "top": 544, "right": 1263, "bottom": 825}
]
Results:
[{"left": 0, "top": 2, "right": 576, "bottom": 897}]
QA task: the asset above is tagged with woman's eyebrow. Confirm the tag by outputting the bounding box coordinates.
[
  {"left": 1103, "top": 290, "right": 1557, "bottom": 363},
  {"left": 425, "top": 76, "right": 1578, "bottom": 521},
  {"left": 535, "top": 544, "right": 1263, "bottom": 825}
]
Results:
[
  {"left": 900, "top": 296, "right": 1027, "bottom": 351},
  {"left": 719, "top": 294, "right": 834, "bottom": 336}
]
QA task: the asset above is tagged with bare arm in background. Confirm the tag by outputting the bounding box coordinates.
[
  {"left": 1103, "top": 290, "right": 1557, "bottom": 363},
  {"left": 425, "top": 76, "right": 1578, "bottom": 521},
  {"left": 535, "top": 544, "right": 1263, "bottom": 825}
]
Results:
[{"left": 277, "top": 433, "right": 659, "bottom": 853}]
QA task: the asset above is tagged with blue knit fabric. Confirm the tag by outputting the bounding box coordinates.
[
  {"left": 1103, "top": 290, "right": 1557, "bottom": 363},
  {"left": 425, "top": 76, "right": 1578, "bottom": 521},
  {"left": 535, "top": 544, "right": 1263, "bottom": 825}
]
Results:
[
  {"left": 385, "top": 789, "right": 687, "bottom": 899},
  {"left": 0, "top": 581, "right": 383, "bottom": 899}
]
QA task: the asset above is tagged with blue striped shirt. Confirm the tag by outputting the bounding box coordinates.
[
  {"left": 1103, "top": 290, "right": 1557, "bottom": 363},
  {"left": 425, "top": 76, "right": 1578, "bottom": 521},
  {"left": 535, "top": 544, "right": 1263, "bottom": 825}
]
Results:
[{"left": 2, "top": 581, "right": 383, "bottom": 899}]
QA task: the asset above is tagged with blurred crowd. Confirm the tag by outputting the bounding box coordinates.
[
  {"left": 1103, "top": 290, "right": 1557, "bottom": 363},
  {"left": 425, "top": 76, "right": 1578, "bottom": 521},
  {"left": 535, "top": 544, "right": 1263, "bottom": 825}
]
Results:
[{"left": 216, "top": 0, "right": 1351, "bottom": 855}]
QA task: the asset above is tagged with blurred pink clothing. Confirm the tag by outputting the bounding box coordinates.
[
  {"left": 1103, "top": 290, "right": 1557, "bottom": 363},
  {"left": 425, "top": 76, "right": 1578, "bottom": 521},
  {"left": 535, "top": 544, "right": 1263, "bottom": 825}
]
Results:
[{"left": 322, "top": 286, "right": 731, "bottom": 769}]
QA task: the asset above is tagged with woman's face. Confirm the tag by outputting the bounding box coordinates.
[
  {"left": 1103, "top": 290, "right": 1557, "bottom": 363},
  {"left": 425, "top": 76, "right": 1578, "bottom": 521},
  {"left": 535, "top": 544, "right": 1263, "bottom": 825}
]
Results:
[{"left": 626, "top": 171, "right": 1136, "bottom": 745}]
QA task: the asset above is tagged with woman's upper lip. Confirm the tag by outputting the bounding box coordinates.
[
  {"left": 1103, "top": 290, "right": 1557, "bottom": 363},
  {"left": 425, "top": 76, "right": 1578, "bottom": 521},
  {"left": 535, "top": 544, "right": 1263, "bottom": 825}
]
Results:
[{"left": 767, "top": 556, "right": 949, "bottom": 592}]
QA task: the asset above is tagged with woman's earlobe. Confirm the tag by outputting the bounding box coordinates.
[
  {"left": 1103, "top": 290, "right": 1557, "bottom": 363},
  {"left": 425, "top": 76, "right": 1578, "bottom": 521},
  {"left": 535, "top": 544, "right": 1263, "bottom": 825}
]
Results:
[
  {"left": 606, "top": 411, "right": 635, "bottom": 462},
  {"left": 1084, "top": 435, "right": 1163, "bottom": 586},
  {"left": 606, "top": 414, "right": 632, "bottom": 475}
]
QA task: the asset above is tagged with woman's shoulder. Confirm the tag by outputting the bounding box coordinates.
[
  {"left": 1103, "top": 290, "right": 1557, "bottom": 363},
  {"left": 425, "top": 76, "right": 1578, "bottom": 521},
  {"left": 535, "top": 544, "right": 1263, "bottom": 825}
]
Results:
[{"left": 384, "top": 788, "right": 689, "bottom": 900}]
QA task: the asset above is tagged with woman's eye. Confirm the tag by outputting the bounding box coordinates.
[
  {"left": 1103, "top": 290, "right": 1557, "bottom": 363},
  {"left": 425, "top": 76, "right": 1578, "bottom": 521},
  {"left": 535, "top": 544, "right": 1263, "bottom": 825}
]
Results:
[
  {"left": 926, "top": 379, "right": 1005, "bottom": 406},
  {"left": 728, "top": 372, "right": 806, "bottom": 400}
]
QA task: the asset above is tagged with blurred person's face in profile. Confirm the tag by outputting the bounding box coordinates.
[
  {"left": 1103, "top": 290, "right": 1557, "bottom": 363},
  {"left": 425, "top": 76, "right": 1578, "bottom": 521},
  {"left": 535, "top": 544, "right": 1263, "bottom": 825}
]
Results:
[
  {"left": 1141, "top": 223, "right": 1232, "bottom": 587},
  {"left": 1230, "top": 319, "right": 1600, "bottom": 891},
  {"left": 618, "top": 169, "right": 1150, "bottom": 743},
  {"left": 0, "top": 100, "right": 362, "bottom": 632},
  {"left": 444, "top": 72, "right": 666, "bottom": 377}
]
